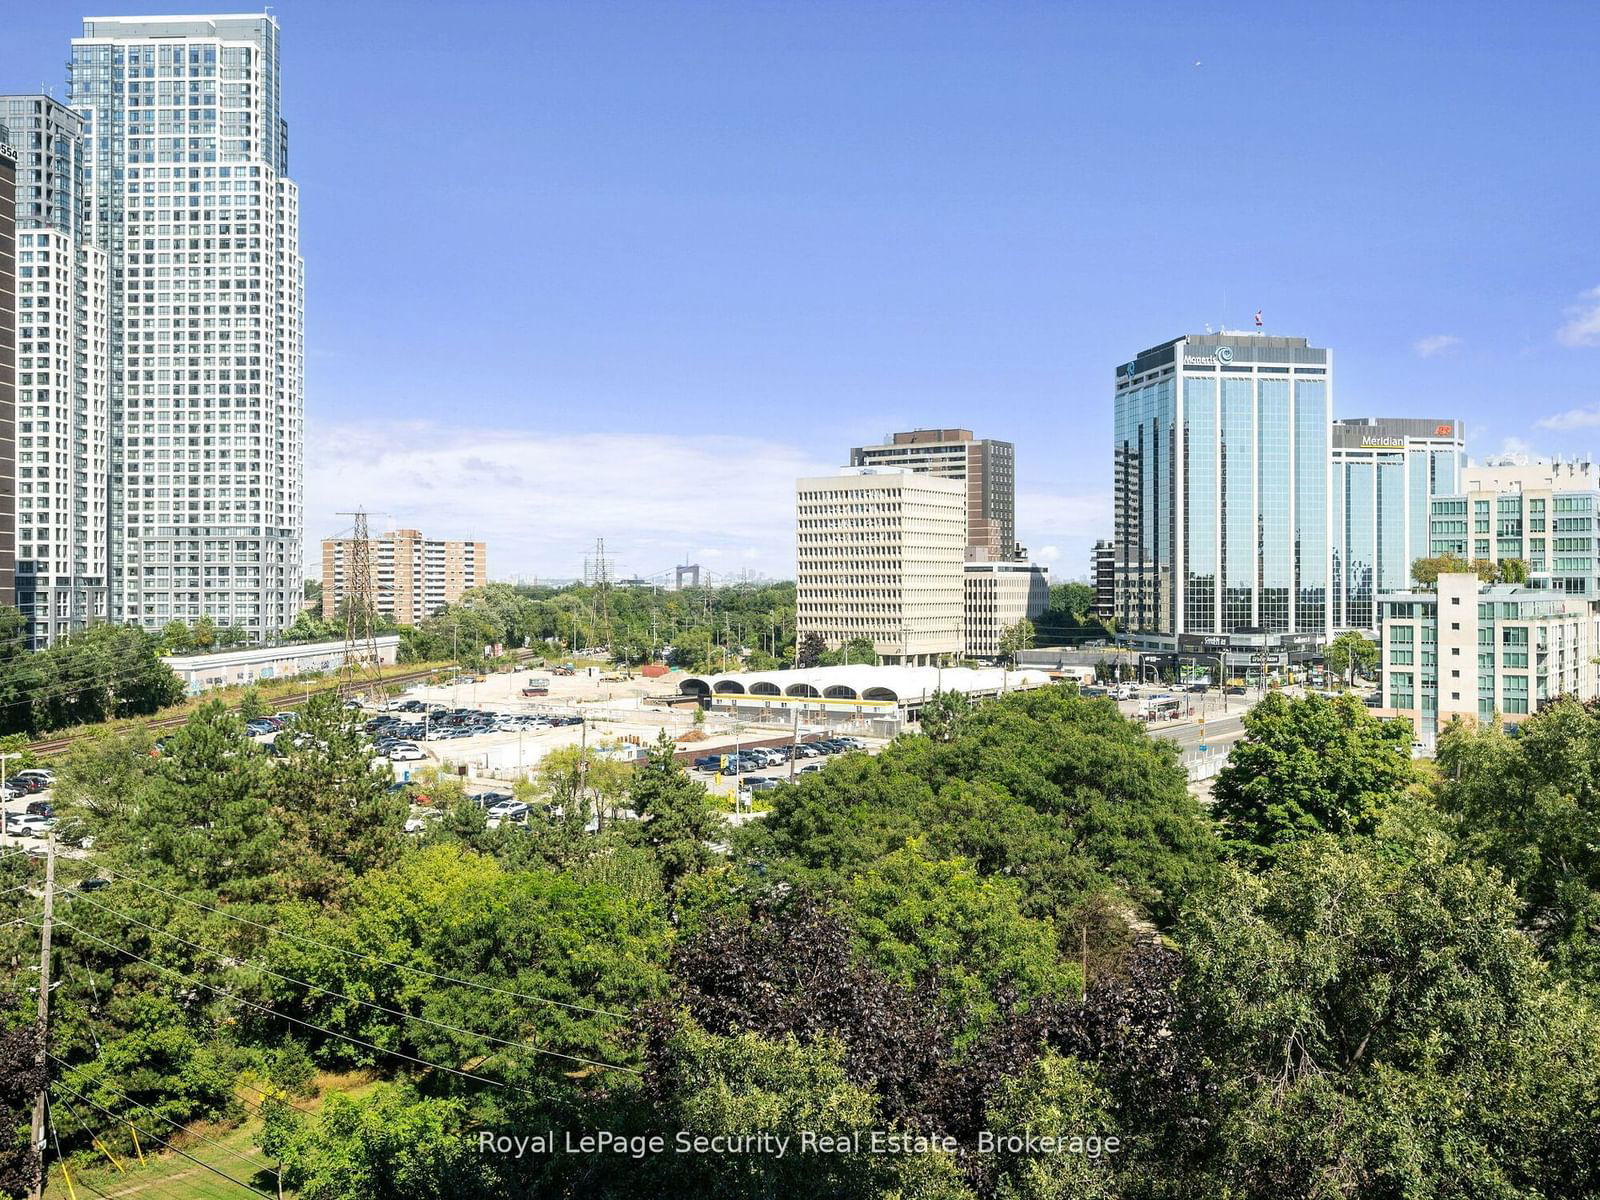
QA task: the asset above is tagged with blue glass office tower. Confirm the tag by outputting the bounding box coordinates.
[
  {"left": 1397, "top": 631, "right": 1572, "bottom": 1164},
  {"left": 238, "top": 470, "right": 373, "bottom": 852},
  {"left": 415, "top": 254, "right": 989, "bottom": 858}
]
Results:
[
  {"left": 1113, "top": 333, "right": 1330, "bottom": 673},
  {"left": 1330, "top": 418, "right": 1465, "bottom": 633}
]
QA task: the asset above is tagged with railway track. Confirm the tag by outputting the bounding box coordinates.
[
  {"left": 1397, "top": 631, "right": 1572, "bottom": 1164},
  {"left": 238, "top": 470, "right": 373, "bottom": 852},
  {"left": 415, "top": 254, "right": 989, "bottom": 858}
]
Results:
[{"left": 24, "top": 654, "right": 540, "bottom": 758}]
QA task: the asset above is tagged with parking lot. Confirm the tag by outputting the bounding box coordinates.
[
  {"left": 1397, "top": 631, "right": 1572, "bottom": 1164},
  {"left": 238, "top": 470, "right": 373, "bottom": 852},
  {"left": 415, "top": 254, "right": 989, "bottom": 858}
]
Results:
[{"left": 1, "top": 766, "right": 64, "bottom": 855}]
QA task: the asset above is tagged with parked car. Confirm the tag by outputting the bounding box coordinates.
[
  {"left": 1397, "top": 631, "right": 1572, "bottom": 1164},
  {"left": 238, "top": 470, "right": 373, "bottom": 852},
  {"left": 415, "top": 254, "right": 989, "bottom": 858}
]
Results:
[
  {"left": 743, "top": 776, "right": 781, "bottom": 793},
  {"left": 486, "top": 799, "right": 530, "bottom": 820},
  {"left": 5, "top": 813, "right": 51, "bottom": 838},
  {"left": 798, "top": 763, "right": 824, "bottom": 775},
  {"left": 9, "top": 776, "right": 47, "bottom": 794},
  {"left": 25, "top": 801, "right": 53, "bottom": 818},
  {"left": 389, "top": 745, "right": 426, "bottom": 762}
]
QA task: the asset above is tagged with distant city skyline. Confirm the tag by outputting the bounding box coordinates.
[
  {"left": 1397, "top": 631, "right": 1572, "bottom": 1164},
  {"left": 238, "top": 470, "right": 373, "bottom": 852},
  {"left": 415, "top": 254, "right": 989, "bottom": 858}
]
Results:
[{"left": 7, "top": 2, "right": 1599, "bottom": 583}]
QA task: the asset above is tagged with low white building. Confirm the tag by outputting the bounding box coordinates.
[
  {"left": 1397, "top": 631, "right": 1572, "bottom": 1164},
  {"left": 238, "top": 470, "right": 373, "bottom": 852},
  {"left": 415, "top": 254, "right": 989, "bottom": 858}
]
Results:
[
  {"left": 162, "top": 635, "right": 402, "bottom": 694},
  {"left": 963, "top": 562, "right": 1049, "bottom": 659},
  {"left": 679, "top": 664, "right": 1050, "bottom": 725}
]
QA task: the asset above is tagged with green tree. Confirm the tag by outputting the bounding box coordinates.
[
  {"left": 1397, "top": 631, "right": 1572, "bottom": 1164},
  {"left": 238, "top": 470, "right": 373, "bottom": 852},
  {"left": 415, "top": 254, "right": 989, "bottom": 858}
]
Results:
[
  {"left": 1211, "top": 692, "right": 1413, "bottom": 859},
  {"left": 261, "top": 845, "right": 667, "bottom": 1072},
  {"left": 981, "top": 1054, "right": 1118, "bottom": 1200},
  {"left": 1410, "top": 553, "right": 1465, "bottom": 586},
  {"left": 262, "top": 1084, "right": 493, "bottom": 1200},
  {"left": 237, "top": 685, "right": 268, "bottom": 721},
  {"left": 819, "top": 637, "right": 877, "bottom": 667},
  {"left": 1323, "top": 629, "right": 1378, "bottom": 687},
  {"left": 1498, "top": 556, "right": 1530, "bottom": 584},
  {"left": 745, "top": 687, "right": 1218, "bottom": 931},
  {"left": 626, "top": 731, "right": 726, "bottom": 893},
  {"left": 639, "top": 1021, "right": 967, "bottom": 1200},
  {"left": 843, "top": 843, "right": 1080, "bottom": 1036},
  {"left": 191, "top": 614, "right": 219, "bottom": 651},
  {"left": 919, "top": 688, "right": 973, "bottom": 742},
  {"left": 100, "top": 700, "right": 279, "bottom": 891},
  {"left": 267, "top": 692, "right": 408, "bottom": 900},
  {"left": 536, "top": 743, "right": 634, "bottom": 828},
  {"left": 1435, "top": 698, "right": 1600, "bottom": 989},
  {"left": 997, "top": 617, "right": 1036, "bottom": 665},
  {"left": 158, "top": 618, "right": 194, "bottom": 654},
  {"left": 1166, "top": 836, "right": 1600, "bottom": 1197}
]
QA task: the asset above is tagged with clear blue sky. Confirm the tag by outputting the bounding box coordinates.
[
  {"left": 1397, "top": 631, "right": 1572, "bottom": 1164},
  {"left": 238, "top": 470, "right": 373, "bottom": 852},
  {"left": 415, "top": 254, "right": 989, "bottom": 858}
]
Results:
[{"left": 8, "top": 1, "right": 1600, "bottom": 582}]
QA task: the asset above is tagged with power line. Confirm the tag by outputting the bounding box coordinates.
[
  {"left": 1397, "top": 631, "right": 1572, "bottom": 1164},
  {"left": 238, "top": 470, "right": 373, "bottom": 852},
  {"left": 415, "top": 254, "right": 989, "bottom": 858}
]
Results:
[
  {"left": 52, "top": 1088, "right": 275, "bottom": 1200},
  {"left": 92, "top": 863, "right": 633, "bottom": 1019},
  {"left": 52, "top": 920, "right": 640, "bottom": 1089},
  {"left": 67, "top": 891, "right": 633, "bottom": 1074}
]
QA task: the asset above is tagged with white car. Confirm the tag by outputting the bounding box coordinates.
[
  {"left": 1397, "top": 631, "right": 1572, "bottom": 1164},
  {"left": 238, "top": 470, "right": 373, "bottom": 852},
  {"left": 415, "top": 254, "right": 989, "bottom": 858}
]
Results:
[
  {"left": 5, "top": 814, "right": 52, "bottom": 838},
  {"left": 486, "top": 799, "right": 530, "bottom": 821},
  {"left": 388, "top": 745, "right": 426, "bottom": 762}
]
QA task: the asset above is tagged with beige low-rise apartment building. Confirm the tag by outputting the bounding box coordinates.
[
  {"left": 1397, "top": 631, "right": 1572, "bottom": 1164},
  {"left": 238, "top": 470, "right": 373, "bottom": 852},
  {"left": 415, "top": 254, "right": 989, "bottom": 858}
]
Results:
[
  {"left": 322, "top": 529, "right": 487, "bottom": 626},
  {"left": 796, "top": 467, "right": 966, "bottom": 665}
]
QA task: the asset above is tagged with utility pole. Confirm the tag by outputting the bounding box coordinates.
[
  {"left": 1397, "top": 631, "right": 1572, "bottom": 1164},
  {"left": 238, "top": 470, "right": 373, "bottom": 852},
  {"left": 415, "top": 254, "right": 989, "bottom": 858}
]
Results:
[
  {"left": 787, "top": 703, "right": 799, "bottom": 783},
  {"left": 29, "top": 835, "right": 55, "bottom": 1200}
]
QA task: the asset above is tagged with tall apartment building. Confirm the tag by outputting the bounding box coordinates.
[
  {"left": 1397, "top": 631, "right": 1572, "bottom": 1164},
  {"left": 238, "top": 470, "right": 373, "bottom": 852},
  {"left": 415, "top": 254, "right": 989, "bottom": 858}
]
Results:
[
  {"left": 1379, "top": 572, "right": 1597, "bottom": 737},
  {"left": 850, "top": 429, "right": 1018, "bottom": 562},
  {"left": 0, "top": 122, "right": 17, "bottom": 610},
  {"left": 322, "top": 529, "right": 488, "bottom": 626},
  {"left": 1, "top": 95, "right": 110, "bottom": 646},
  {"left": 1091, "top": 538, "right": 1115, "bottom": 620},
  {"left": 963, "top": 561, "right": 1048, "bottom": 659},
  {"left": 69, "top": 14, "right": 304, "bottom": 638},
  {"left": 1330, "top": 417, "right": 1464, "bottom": 633},
  {"left": 1114, "top": 332, "right": 1330, "bottom": 674},
  {"left": 1429, "top": 458, "right": 1600, "bottom": 599},
  {"left": 796, "top": 467, "right": 965, "bottom": 665}
]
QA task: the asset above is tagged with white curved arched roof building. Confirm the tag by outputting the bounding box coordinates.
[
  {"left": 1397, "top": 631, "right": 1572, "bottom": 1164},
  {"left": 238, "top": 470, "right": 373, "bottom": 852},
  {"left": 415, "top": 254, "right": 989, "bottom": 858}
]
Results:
[{"left": 678, "top": 664, "right": 1050, "bottom": 718}]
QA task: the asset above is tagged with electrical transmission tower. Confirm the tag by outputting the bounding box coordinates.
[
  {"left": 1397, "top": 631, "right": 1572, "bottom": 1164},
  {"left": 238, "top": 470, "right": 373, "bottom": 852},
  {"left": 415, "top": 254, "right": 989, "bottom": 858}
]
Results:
[
  {"left": 583, "top": 537, "right": 615, "bottom": 651},
  {"left": 337, "top": 509, "right": 387, "bottom": 704}
]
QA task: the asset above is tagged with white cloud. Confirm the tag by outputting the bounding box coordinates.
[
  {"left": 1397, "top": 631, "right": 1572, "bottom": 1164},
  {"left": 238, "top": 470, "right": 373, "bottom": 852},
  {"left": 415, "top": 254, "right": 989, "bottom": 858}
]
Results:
[
  {"left": 305, "top": 421, "right": 833, "bottom": 582},
  {"left": 1412, "top": 334, "right": 1461, "bottom": 358},
  {"left": 1499, "top": 436, "right": 1534, "bottom": 459},
  {"left": 1033, "top": 545, "right": 1062, "bottom": 565},
  {"left": 1536, "top": 407, "right": 1600, "bottom": 431},
  {"left": 1557, "top": 286, "right": 1600, "bottom": 348}
]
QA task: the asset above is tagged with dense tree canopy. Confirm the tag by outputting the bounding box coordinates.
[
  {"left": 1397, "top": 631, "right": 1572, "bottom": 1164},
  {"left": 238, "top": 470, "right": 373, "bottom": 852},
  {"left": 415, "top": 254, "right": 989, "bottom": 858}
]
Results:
[
  {"left": 1212, "top": 691, "right": 1414, "bottom": 859},
  {"left": 16, "top": 656, "right": 1600, "bottom": 1200},
  {"left": 1436, "top": 698, "right": 1600, "bottom": 992}
]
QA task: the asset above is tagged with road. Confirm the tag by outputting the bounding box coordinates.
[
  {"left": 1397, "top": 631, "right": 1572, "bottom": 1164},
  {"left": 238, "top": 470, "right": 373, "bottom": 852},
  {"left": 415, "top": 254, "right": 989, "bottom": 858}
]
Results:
[{"left": 1150, "top": 712, "right": 1247, "bottom": 754}]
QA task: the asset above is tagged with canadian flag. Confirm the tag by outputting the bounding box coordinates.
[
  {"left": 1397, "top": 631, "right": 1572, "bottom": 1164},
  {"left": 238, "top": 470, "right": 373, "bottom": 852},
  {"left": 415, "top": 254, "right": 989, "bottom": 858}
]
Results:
[{"left": 1254, "top": 310, "right": 1264, "bottom": 328}]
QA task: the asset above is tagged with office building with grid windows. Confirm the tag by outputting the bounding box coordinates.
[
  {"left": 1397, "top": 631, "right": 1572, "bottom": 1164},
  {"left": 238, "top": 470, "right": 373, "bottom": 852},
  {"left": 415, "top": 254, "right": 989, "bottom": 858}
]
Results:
[
  {"left": 68, "top": 14, "right": 304, "bottom": 638},
  {"left": 1329, "top": 417, "right": 1464, "bottom": 634},
  {"left": 0, "top": 94, "right": 111, "bottom": 646},
  {"left": 1113, "top": 332, "right": 1330, "bottom": 675},
  {"left": 795, "top": 467, "right": 966, "bottom": 665},
  {"left": 849, "top": 429, "right": 1019, "bottom": 562}
]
